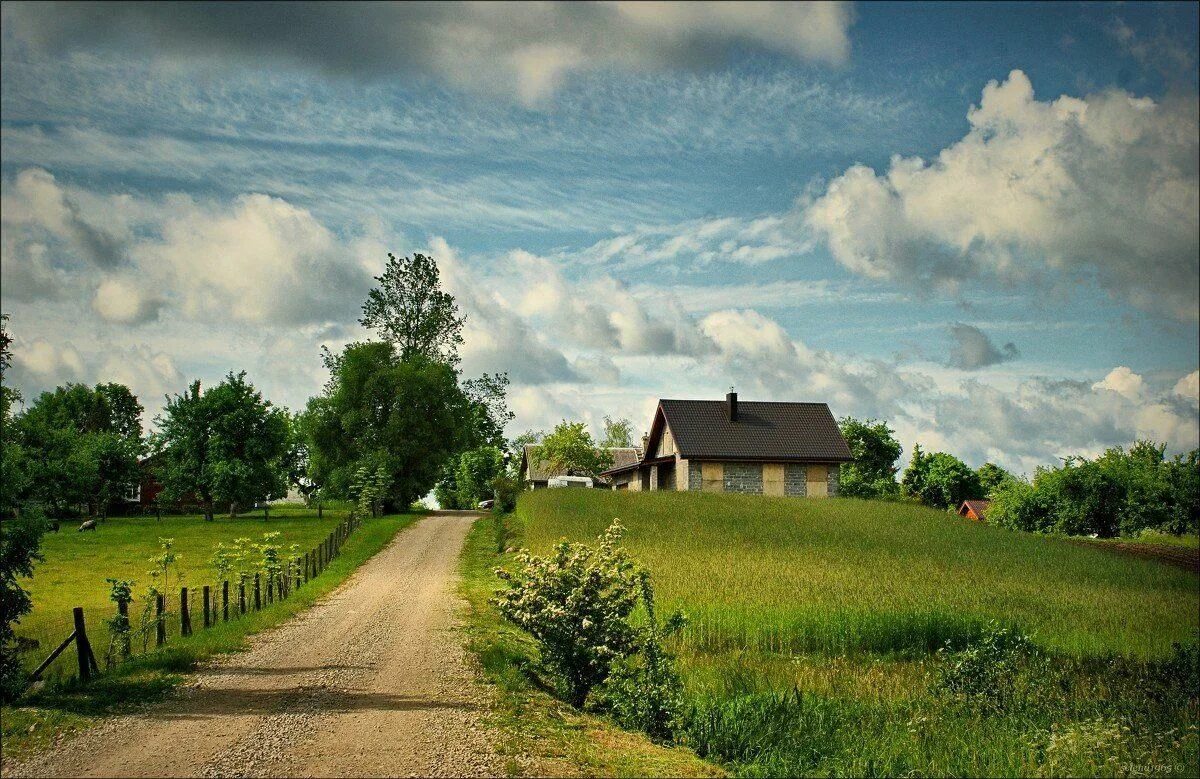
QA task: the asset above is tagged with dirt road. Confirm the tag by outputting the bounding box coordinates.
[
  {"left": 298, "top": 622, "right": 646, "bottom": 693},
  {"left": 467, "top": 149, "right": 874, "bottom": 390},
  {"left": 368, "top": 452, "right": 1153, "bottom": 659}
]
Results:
[{"left": 5, "top": 514, "right": 501, "bottom": 778}]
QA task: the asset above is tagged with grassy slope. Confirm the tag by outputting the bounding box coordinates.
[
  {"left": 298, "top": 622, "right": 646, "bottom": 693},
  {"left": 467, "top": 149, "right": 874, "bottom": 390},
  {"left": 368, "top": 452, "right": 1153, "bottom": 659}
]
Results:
[
  {"left": 458, "top": 515, "right": 722, "bottom": 778},
  {"left": 518, "top": 490, "right": 1198, "bottom": 659},
  {"left": 1, "top": 513, "right": 416, "bottom": 764},
  {"left": 16, "top": 507, "right": 352, "bottom": 682}
]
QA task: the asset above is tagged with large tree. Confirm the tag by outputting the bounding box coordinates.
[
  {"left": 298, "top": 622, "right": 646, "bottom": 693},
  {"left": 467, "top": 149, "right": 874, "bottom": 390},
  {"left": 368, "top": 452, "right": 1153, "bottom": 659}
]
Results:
[
  {"left": 838, "top": 417, "right": 902, "bottom": 499},
  {"left": 305, "top": 342, "right": 475, "bottom": 509},
  {"left": 360, "top": 252, "right": 465, "bottom": 365},
  {"left": 15, "top": 382, "right": 143, "bottom": 517},
  {"left": 600, "top": 416, "right": 635, "bottom": 448},
  {"left": 900, "top": 445, "right": 983, "bottom": 510},
  {"left": 155, "top": 372, "right": 290, "bottom": 520},
  {"left": 536, "top": 421, "right": 613, "bottom": 479}
]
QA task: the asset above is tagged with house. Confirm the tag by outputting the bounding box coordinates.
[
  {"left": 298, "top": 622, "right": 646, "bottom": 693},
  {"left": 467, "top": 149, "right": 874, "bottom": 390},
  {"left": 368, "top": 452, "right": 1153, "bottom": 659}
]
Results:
[
  {"left": 601, "top": 392, "right": 852, "bottom": 497},
  {"left": 958, "top": 500, "right": 990, "bottom": 521},
  {"left": 519, "top": 445, "right": 642, "bottom": 489}
]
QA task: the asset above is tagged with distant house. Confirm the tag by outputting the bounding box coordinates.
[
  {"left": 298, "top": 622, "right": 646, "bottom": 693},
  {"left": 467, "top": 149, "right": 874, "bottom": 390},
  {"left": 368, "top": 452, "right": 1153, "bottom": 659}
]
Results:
[
  {"left": 958, "top": 500, "right": 990, "bottom": 521},
  {"left": 519, "top": 445, "right": 642, "bottom": 489},
  {"left": 600, "top": 392, "right": 851, "bottom": 497}
]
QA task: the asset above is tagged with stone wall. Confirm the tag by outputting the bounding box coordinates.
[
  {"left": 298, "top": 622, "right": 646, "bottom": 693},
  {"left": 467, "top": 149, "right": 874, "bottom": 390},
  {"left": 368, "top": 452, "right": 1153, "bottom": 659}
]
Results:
[
  {"left": 827, "top": 463, "right": 840, "bottom": 497},
  {"left": 723, "top": 462, "right": 763, "bottom": 494},
  {"left": 784, "top": 464, "right": 808, "bottom": 497},
  {"left": 688, "top": 460, "right": 703, "bottom": 491}
]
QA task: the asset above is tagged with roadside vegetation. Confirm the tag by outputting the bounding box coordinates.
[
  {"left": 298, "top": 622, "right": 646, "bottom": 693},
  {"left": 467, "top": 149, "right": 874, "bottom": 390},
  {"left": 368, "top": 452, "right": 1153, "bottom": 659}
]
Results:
[{"left": 471, "top": 489, "right": 1199, "bottom": 777}]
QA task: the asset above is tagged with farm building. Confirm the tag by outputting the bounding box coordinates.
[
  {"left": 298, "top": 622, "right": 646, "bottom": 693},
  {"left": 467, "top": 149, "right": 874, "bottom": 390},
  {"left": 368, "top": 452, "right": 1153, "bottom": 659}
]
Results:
[
  {"left": 519, "top": 444, "right": 642, "bottom": 489},
  {"left": 601, "top": 392, "right": 851, "bottom": 497},
  {"left": 958, "top": 499, "right": 991, "bottom": 521}
]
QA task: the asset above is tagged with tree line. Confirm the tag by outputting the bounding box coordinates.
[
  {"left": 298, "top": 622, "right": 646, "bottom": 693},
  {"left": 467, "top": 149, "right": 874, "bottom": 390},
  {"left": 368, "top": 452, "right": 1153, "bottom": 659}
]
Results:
[{"left": 837, "top": 416, "right": 1199, "bottom": 538}]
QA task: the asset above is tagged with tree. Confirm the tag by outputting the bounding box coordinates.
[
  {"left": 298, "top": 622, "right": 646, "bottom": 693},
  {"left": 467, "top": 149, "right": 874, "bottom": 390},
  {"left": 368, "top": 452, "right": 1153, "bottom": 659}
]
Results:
[
  {"left": 305, "top": 342, "right": 475, "bottom": 510},
  {"left": 536, "top": 421, "right": 613, "bottom": 478},
  {"left": 600, "top": 416, "right": 635, "bottom": 448},
  {"left": 838, "top": 417, "right": 902, "bottom": 498},
  {"left": 976, "top": 462, "right": 1016, "bottom": 497},
  {"left": 155, "top": 373, "right": 290, "bottom": 521},
  {"left": 0, "top": 315, "right": 46, "bottom": 701},
  {"left": 359, "top": 252, "right": 465, "bottom": 366},
  {"left": 462, "top": 373, "right": 514, "bottom": 449},
  {"left": 14, "top": 382, "right": 143, "bottom": 517},
  {"left": 901, "top": 445, "right": 983, "bottom": 509},
  {"left": 455, "top": 446, "right": 505, "bottom": 508}
]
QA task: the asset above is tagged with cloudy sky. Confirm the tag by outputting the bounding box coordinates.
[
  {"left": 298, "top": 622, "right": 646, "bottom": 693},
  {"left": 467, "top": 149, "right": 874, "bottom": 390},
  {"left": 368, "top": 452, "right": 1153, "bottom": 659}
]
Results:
[{"left": 2, "top": 1, "right": 1197, "bottom": 474}]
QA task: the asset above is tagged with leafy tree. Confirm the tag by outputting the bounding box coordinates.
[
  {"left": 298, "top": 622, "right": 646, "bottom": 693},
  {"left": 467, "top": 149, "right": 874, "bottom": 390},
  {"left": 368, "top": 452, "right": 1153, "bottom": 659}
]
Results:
[
  {"left": 536, "top": 420, "right": 614, "bottom": 479},
  {"left": 155, "top": 373, "right": 290, "bottom": 521},
  {"left": 462, "top": 372, "right": 514, "bottom": 449},
  {"left": 359, "top": 252, "right": 464, "bottom": 366},
  {"left": 901, "top": 445, "right": 983, "bottom": 509},
  {"left": 838, "top": 417, "right": 902, "bottom": 498},
  {"left": 600, "top": 416, "right": 635, "bottom": 448},
  {"left": 0, "top": 316, "right": 46, "bottom": 701},
  {"left": 455, "top": 445, "right": 505, "bottom": 508},
  {"left": 305, "top": 342, "right": 475, "bottom": 509},
  {"left": 976, "top": 462, "right": 1017, "bottom": 497},
  {"left": 15, "top": 382, "right": 143, "bottom": 517}
]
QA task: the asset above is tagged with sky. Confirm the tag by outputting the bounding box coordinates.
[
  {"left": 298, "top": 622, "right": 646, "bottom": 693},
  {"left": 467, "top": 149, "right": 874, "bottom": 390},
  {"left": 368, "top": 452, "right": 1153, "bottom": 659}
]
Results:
[{"left": 1, "top": 1, "right": 1198, "bottom": 475}]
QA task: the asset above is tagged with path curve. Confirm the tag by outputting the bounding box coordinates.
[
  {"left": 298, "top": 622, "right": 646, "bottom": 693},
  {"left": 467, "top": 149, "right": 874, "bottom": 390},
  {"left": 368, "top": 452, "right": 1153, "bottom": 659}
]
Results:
[{"left": 5, "top": 514, "right": 500, "bottom": 778}]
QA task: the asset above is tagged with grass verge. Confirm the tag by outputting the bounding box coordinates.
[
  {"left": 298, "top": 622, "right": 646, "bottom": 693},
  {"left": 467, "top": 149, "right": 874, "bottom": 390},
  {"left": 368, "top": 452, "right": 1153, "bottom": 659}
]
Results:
[
  {"left": 0, "top": 513, "right": 417, "bottom": 765},
  {"left": 458, "top": 514, "right": 722, "bottom": 778}
]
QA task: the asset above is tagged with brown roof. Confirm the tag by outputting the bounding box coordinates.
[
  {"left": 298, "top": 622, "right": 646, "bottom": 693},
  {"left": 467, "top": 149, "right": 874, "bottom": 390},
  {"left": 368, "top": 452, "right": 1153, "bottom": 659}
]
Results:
[
  {"left": 960, "top": 500, "right": 991, "bottom": 517},
  {"left": 658, "top": 399, "right": 851, "bottom": 462},
  {"left": 521, "top": 445, "right": 642, "bottom": 482}
]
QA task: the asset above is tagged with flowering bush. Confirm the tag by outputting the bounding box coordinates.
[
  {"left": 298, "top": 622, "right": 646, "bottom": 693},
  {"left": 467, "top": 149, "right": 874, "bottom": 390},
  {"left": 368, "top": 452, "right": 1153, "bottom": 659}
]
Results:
[{"left": 494, "top": 519, "right": 682, "bottom": 711}]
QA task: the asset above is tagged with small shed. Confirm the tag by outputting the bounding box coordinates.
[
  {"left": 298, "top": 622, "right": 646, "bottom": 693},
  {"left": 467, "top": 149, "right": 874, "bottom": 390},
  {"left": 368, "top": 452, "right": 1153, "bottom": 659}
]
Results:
[{"left": 958, "top": 500, "right": 990, "bottom": 521}]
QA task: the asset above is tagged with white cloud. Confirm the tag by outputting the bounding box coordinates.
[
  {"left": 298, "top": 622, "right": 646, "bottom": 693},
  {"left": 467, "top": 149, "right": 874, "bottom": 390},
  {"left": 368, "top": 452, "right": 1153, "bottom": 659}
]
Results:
[
  {"left": 806, "top": 70, "right": 1200, "bottom": 320},
  {"left": 947, "top": 323, "right": 1019, "bottom": 370},
  {"left": 6, "top": 1, "right": 854, "bottom": 105},
  {"left": 1093, "top": 366, "right": 1145, "bottom": 401},
  {"left": 0, "top": 167, "right": 126, "bottom": 267},
  {"left": 1173, "top": 370, "right": 1200, "bottom": 402},
  {"left": 92, "top": 277, "right": 164, "bottom": 325}
]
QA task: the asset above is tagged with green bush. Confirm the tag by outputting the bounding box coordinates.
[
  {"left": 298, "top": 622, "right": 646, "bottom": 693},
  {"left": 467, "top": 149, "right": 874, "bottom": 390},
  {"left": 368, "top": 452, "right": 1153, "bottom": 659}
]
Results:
[
  {"left": 493, "top": 519, "right": 682, "bottom": 710},
  {"left": 901, "top": 445, "right": 983, "bottom": 509},
  {"left": 934, "top": 622, "right": 1044, "bottom": 714}
]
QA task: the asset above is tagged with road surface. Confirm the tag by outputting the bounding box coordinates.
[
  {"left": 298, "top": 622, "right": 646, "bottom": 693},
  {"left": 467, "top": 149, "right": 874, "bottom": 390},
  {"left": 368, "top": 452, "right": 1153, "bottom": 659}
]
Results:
[{"left": 5, "top": 514, "right": 500, "bottom": 778}]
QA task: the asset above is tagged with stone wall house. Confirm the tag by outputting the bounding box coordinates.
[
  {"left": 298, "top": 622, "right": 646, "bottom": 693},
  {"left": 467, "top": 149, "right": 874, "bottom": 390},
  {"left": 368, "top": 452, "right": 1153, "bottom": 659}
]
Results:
[
  {"left": 601, "top": 392, "right": 851, "bottom": 498},
  {"left": 519, "top": 445, "right": 641, "bottom": 489}
]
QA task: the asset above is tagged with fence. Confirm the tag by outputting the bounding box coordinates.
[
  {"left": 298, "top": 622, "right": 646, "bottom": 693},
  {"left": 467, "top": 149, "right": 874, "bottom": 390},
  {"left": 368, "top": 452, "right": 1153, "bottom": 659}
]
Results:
[{"left": 24, "top": 512, "right": 363, "bottom": 691}]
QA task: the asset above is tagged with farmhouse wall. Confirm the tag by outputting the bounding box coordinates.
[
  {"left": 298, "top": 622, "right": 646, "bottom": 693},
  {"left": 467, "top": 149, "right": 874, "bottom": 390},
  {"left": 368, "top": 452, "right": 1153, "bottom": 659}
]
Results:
[
  {"left": 723, "top": 462, "right": 763, "bottom": 494},
  {"left": 687, "top": 460, "right": 703, "bottom": 491},
  {"left": 827, "top": 464, "right": 840, "bottom": 496},
  {"left": 784, "top": 464, "right": 808, "bottom": 497}
]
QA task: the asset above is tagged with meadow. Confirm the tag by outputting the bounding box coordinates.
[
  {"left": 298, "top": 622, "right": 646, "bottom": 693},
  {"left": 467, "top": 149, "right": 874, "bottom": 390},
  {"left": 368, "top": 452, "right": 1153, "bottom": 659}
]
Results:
[
  {"left": 487, "top": 489, "right": 1200, "bottom": 777},
  {"left": 14, "top": 505, "right": 356, "bottom": 684}
]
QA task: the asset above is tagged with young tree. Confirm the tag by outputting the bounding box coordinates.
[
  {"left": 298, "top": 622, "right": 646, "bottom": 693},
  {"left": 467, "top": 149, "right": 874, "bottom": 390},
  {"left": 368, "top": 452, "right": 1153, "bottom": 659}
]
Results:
[
  {"left": 305, "top": 342, "right": 475, "bottom": 509},
  {"left": 901, "top": 445, "right": 983, "bottom": 509},
  {"left": 155, "top": 373, "right": 290, "bottom": 521},
  {"left": 838, "top": 417, "right": 902, "bottom": 498},
  {"left": 15, "top": 382, "right": 144, "bottom": 517},
  {"left": 976, "top": 462, "right": 1016, "bottom": 497},
  {"left": 536, "top": 421, "right": 614, "bottom": 479},
  {"left": 462, "top": 372, "right": 515, "bottom": 449},
  {"left": 359, "top": 252, "right": 465, "bottom": 366},
  {"left": 600, "top": 416, "right": 634, "bottom": 448},
  {"left": 455, "top": 445, "right": 505, "bottom": 508}
]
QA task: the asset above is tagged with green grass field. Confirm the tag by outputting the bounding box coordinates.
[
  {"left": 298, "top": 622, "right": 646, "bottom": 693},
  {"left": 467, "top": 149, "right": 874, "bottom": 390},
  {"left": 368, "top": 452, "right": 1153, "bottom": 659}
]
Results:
[
  {"left": 495, "top": 490, "right": 1200, "bottom": 777},
  {"left": 14, "top": 505, "right": 357, "bottom": 684},
  {"left": 3, "top": 511, "right": 417, "bottom": 763}
]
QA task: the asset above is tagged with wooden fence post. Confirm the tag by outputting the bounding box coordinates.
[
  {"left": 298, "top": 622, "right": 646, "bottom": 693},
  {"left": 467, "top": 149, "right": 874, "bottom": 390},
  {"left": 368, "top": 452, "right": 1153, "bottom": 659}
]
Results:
[
  {"left": 254, "top": 574, "right": 261, "bottom": 611},
  {"left": 223, "top": 580, "right": 229, "bottom": 622},
  {"left": 180, "top": 587, "right": 191, "bottom": 636},
  {"left": 203, "top": 586, "right": 211, "bottom": 628},
  {"left": 156, "top": 594, "right": 166, "bottom": 646},
  {"left": 239, "top": 581, "right": 246, "bottom": 615},
  {"left": 73, "top": 607, "right": 98, "bottom": 682},
  {"left": 318, "top": 502, "right": 323, "bottom": 519},
  {"left": 117, "top": 599, "right": 131, "bottom": 659},
  {"left": 317, "top": 544, "right": 323, "bottom": 574},
  {"left": 304, "top": 551, "right": 310, "bottom": 584}
]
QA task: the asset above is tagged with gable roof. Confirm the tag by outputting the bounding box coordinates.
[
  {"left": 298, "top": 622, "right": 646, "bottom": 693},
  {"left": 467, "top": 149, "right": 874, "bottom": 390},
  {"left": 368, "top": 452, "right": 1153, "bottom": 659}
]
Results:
[
  {"left": 959, "top": 499, "right": 991, "bottom": 517},
  {"left": 521, "top": 444, "right": 642, "bottom": 482},
  {"left": 655, "top": 399, "right": 851, "bottom": 463}
]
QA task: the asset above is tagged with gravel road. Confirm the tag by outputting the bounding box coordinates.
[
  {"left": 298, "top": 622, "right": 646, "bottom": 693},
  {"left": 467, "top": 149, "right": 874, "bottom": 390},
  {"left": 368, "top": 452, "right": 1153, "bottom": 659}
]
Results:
[{"left": 4, "top": 514, "right": 501, "bottom": 778}]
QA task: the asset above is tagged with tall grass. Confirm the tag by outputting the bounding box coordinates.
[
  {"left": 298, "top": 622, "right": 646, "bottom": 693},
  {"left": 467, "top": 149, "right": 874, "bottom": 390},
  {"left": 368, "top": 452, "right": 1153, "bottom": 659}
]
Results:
[{"left": 517, "top": 490, "right": 1198, "bottom": 659}]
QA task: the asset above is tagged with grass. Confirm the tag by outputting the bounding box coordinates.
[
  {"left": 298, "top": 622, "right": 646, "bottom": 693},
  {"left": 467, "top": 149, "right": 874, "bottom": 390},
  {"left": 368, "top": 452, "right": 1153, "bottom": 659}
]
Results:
[
  {"left": 1, "top": 512, "right": 417, "bottom": 764},
  {"left": 498, "top": 490, "right": 1200, "bottom": 777},
  {"left": 458, "top": 514, "right": 722, "bottom": 778},
  {"left": 517, "top": 490, "right": 1198, "bottom": 659},
  {"left": 14, "top": 506, "right": 354, "bottom": 683}
]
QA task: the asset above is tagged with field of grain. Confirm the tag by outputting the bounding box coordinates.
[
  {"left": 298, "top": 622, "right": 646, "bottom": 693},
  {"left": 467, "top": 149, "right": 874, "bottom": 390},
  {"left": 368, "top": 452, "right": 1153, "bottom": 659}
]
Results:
[{"left": 509, "top": 489, "right": 1200, "bottom": 777}]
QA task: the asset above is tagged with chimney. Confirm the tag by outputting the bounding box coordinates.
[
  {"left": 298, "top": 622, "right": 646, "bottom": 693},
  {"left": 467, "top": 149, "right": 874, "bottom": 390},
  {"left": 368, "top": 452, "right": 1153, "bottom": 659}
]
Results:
[
  {"left": 726, "top": 390, "right": 738, "bottom": 422},
  {"left": 640, "top": 432, "right": 649, "bottom": 456}
]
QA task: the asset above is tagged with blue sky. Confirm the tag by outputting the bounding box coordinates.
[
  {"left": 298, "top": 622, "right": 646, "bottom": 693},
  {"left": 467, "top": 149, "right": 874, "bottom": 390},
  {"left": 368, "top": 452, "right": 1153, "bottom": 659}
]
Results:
[{"left": 2, "top": 1, "right": 1197, "bottom": 473}]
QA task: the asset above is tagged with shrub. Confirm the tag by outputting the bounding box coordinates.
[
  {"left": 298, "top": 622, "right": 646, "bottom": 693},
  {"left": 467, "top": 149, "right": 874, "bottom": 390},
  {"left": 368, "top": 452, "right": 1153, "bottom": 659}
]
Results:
[
  {"left": 0, "top": 508, "right": 46, "bottom": 701},
  {"left": 901, "top": 446, "right": 983, "bottom": 509},
  {"left": 489, "top": 470, "right": 522, "bottom": 514},
  {"left": 494, "top": 519, "right": 681, "bottom": 710},
  {"left": 455, "top": 445, "right": 504, "bottom": 509},
  {"left": 934, "top": 622, "right": 1043, "bottom": 714}
]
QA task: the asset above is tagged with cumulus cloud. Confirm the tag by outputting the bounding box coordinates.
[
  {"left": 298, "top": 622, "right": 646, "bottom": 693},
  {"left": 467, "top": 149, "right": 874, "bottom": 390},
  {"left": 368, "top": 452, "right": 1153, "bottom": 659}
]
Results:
[
  {"left": 92, "top": 277, "right": 164, "bottom": 325},
  {"left": 805, "top": 70, "right": 1200, "bottom": 320},
  {"left": 1, "top": 168, "right": 126, "bottom": 269},
  {"left": 947, "top": 323, "right": 1018, "bottom": 370},
  {"left": 1173, "top": 370, "right": 1200, "bottom": 402},
  {"left": 11, "top": 338, "right": 87, "bottom": 390},
  {"left": 6, "top": 1, "right": 853, "bottom": 104},
  {"left": 1092, "top": 366, "right": 1145, "bottom": 401}
]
